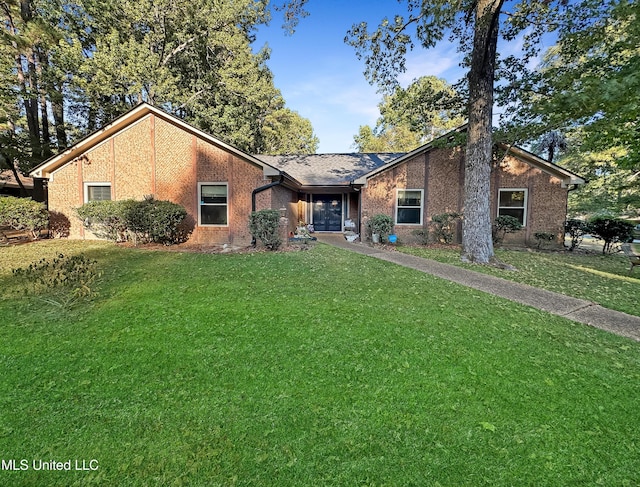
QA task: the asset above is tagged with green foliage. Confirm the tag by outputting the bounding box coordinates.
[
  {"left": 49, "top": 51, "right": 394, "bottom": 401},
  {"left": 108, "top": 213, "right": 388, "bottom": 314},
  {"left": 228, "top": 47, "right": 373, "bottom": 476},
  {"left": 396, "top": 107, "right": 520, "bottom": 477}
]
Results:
[
  {"left": 533, "top": 231, "right": 556, "bottom": 249},
  {"left": 249, "top": 209, "right": 282, "bottom": 250},
  {"left": 123, "top": 197, "right": 190, "bottom": 245},
  {"left": 76, "top": 198, "right": 189, "bottom": 244},
  {"left": 0, "top": 196, "right": 48, "bottom": 238},
  {"left": 261, "top": 106, "right": 319, "bottom": 154},
  {"left": 353, "top": 76, "right": 465, "bottom": 152},
  {"left": 410, "top": 228, "right": 430, "bottom": 245},
  {"left": 430, "top": 212, "right": 462, "bottom": 244},
  {"left": 565, "top": 219, "right": 590, "bottom": 251},
  {"left": 588, "top": 216, "right": 634, "bottom": 254},
  {"left": 366, "top": 214, "right": 394, "bottom": 238},
  {"left": 501, "top": 0, "right": 640, "bottom": 168},
  {"left": 76, "top": 200, "right": 131, "bottom": 241},
  {"left": 562, "top": 146, "right": 640, "bottom": 217},
  {"left": 353, "top": 124, "right": 420, "bottom": 153},
  {"left": 493, "top": 215, "right": 523, "bottom": 245},
  {"left": 11, "top": 253, "right": 101, "bottom": 309},
  {"left": 0, "top": 0, "right": 317, "bottom": 168}
]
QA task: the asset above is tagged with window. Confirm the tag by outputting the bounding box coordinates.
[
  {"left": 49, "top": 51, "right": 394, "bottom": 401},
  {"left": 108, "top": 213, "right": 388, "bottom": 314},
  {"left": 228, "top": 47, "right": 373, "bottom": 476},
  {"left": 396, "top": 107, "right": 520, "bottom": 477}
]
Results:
[
  {"left": 498, "top": 189, "right": 527, "bottom": 225},
  {"left": 396, "top": 189, "right": 423, "bottom": 225},
  {"left": 198, "top": 183, "right": 228, "bottom": 226},
  {"left": 84, "top": 183, "right": 111, "bottom": 202}
]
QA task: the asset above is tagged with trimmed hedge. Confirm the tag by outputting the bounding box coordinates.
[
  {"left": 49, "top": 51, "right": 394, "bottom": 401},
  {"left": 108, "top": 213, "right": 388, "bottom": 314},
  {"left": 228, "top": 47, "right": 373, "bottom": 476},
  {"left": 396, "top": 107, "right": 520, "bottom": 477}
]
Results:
[
  {"left": 76, "top": 197, "right": 190, "bottom": 245},
  {"left": 0, "top": 196, "right": 48, "bottom": 239},
  {"left": 249, "top": 209, "right": 282, "bottom": 250}
]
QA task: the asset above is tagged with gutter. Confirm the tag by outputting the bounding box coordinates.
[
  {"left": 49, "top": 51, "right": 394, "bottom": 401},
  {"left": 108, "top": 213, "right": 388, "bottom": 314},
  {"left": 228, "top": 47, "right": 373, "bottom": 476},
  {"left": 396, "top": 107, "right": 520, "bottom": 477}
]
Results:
[
  {"left": 252, "top": 174, "right": 285, "bottom": 212},
  {"left": 251, "top": 174, "right": 285, "bottom": 246}
]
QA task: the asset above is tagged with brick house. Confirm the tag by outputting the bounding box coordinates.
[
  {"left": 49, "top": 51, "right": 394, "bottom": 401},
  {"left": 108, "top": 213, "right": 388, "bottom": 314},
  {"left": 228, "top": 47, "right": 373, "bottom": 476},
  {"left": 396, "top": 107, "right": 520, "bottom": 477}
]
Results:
[
  {"left": 30, "top": 103, "right": 584, "bottom": 247},
  {"left": 29, "top": 103, "right": 299, "bottom": 245},
  {"left": 352, "top": 136, "right": 585, "bottom": 246}
]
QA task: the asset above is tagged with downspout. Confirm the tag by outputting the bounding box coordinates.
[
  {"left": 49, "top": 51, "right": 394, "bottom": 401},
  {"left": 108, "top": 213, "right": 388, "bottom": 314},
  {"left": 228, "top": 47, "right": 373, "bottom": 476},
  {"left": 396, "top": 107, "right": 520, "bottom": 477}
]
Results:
[
  {"left": 350, "top": 181, "right": 362, "bottom": 237},
  {"left": 251, "top": 174, "right": 285, "bottom": 246}
]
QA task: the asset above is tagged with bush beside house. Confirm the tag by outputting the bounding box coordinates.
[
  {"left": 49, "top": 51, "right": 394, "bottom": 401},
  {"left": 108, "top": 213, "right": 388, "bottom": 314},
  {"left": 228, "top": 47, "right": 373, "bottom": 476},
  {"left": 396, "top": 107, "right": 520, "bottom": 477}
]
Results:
[
  {"left": 0, "top": 196, "right": 48, "bottom": 239},
  {"left": 76, "top": 198, "right": 190, "bottom": 245}
]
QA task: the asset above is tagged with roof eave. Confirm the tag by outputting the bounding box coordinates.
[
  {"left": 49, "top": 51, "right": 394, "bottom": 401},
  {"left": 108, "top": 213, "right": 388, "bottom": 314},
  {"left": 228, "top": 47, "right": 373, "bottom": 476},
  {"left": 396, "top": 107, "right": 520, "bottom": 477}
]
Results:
[{"left": 30, "top": 103, "right": 289, "bottom": 182}]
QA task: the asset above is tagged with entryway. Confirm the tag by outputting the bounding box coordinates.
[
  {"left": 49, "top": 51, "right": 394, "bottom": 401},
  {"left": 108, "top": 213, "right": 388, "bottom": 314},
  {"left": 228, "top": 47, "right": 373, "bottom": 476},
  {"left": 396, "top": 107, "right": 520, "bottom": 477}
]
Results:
[{"left": 312, "top": 194, "right": 342, "bottom": 232}]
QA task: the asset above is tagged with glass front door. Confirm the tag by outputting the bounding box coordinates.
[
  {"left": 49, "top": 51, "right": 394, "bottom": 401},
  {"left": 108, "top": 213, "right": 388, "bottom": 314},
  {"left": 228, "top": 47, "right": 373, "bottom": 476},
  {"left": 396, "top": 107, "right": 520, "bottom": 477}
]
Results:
[{"left": 312, "top": 195, "right": 342, "bottom": 232}]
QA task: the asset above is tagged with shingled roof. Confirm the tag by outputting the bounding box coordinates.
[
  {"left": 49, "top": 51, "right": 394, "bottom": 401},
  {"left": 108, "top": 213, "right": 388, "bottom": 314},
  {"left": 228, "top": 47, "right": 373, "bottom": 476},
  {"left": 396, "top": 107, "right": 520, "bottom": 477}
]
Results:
[{"left": 256, "top": 153, "right": 405, "bottom": 187}]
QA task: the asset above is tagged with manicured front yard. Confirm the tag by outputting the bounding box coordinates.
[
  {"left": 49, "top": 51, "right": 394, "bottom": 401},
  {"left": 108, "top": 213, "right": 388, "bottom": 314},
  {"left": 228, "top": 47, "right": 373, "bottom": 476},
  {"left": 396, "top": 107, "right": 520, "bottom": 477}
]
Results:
[
  {"left": 398, "top": 245, "right": 640, "bottom": 317},
  {"left": 1, "top": 240, "right": 639, "bottom": 486}
]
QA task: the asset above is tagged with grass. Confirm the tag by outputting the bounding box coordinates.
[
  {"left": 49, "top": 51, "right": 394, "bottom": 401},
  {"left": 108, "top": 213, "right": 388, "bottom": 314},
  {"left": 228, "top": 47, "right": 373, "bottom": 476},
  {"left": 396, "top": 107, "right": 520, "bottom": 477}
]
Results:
[
  {"left": 398, "top": 244, "right": 640, "bottom": 317},
  {"left": 1, "top": 240, "right": 640, "bottom": 486}
]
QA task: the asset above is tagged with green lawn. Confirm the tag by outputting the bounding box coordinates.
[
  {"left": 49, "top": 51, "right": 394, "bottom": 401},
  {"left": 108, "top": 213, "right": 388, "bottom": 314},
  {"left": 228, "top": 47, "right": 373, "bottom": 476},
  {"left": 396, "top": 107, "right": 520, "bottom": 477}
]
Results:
[
  {"left": 1, "top": 240, "right": 639, "bottom": 486},
  {"left": 398, "top": 245, "right": 640, "bottom": 317}
]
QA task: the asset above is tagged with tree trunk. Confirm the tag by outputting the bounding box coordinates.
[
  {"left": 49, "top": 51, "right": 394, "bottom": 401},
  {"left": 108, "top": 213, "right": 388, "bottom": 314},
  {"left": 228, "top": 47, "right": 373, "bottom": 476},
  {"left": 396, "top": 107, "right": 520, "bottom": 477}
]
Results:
[
  {"left": 461, "top": 0, "right": 503, "bottom": 264},
  {"left": 51, "top": 85, "right": 67, "bottom": 149}
]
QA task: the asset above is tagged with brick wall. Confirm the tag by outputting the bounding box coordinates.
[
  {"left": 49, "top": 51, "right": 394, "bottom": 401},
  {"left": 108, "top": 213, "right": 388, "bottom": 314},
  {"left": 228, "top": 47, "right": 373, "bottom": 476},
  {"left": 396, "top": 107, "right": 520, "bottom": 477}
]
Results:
[
  {"left": 47, "top": 113, "right": 296, "bottom": 247},
  {"left": 361, "top": 147, "right": 568, "bottom": 247}
]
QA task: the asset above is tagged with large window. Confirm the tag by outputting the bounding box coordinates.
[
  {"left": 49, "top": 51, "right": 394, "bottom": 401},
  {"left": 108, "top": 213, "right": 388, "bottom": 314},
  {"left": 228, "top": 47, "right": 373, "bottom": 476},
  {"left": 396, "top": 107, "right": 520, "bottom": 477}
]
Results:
[
  {"left": 396, "top": 189, "right": 423, "bottom": 225},
  {"left": 498, "top": 189, "right": 527, "bottom": 225},
  {"left": 198, "top": 183, "right": 228, "bottom": 226},
  {"left": 84, "top": 183, "right": 111, "bottom": 202}
]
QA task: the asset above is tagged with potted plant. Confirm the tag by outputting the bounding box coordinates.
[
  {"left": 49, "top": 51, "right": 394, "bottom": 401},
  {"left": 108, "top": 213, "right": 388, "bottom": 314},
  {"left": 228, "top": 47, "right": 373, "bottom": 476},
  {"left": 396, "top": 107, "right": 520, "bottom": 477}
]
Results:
[{"left": 367, "top": 214, "right": 394, "bottom": 243}]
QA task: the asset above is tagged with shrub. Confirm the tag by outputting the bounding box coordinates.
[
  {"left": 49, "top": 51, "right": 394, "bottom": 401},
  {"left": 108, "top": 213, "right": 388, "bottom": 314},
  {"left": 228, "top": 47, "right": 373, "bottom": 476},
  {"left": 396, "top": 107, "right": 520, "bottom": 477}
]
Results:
[
  {"left": 492, "top": 215, "right": 523, "bottom": 245},
  {"left": 411, "top": 228, "right": 429, "bottom": 245},
  {"left": 12, "top": 253, "right": 101, "bottom": 309},
  {"left": 367, "top": 214, "right": 394, "bottom": 239},
  {"left": 76, "top": 200, "right": 130, "bottom": 241},
  {"left": 588, "top": 216, "right": 634, "bottom": 254},
  {"left": 0, "top": 196, "right": 48, "bottom": 239},
  {"left": 123, "top": 197, "right": 189, "bottom": 245},
  {"left": 48, "top": 211, "right": 71, "bottom": 238},
  {"left": 564, "top": 219, "right": 589, "bottom": 251},
  {"left": 76, "top": 198, "right": 189, "bottom": 245},
  {"left": 430, "top": 212, "right": 462, "bottom": 244},
  {"left": 249, "top": 209, "right": 282, "bottom": 250},
  {"left": 533, "top": 231, "right": 556, "bottom": 249}
]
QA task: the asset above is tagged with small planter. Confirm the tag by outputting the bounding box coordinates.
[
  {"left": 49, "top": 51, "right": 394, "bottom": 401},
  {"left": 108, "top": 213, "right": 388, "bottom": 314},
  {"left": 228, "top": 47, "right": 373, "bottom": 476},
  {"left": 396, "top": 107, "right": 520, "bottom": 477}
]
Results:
[{"left": 372, "top": 233, "right": 380, "bottom": 244}]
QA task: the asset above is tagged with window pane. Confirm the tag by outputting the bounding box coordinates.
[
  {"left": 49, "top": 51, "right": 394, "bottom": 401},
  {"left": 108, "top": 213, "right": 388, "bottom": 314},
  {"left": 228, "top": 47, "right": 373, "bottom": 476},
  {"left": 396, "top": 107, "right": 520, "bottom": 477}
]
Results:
[
  {"left": 201, "top": 205, "right": 227, "bottom": 225},
  {"left": 398, "top": 190, "right": 421, "bottom": 207},
  {"left": 499, "top": 190, "right": 525, "bottom": 208},
  {"left": 397, "top": 208, "right": 421, "bottom": 224},
  {"left": 88, "top": 185, "right": 111, "bottom": 201},
  {"left": 201, "top": 185, "right": 227, "bottom": 204},
  {"left": 498, "top": 208, "right": 525, "bottom": 224}
]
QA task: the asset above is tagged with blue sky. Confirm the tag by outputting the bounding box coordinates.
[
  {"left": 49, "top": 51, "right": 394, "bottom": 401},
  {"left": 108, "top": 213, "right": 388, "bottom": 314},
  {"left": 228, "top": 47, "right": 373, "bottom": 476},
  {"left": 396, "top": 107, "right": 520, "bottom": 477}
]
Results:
[
  {"left": 255, "top": 1, "right": 467, "bottom": 153},
  {"left": 254, "top": 1, "right": 558, "bottom": 154}
]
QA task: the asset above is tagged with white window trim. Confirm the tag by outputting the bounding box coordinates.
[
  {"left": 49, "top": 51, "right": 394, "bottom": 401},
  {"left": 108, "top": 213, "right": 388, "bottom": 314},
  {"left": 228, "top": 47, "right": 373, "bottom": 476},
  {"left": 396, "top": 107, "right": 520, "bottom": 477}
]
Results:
[
  {"left": 198, "top": 182, "right": 229, "bottom": 227},
  {"left": 395, "top": 188, "right": 424, "bottom": 226},
  {"left": 83, "top": 182, "right": 111, "bottom": 203},
  {"left": 497, "top": 188, "right": 528, "bottom": 226}
]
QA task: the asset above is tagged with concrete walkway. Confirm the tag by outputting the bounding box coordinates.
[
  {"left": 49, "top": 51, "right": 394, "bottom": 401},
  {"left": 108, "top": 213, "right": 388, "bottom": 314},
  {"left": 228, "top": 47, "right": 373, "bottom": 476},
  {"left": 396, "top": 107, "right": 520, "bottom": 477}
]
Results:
[{"left": 315, "top": 234, "right": 640, "bottom": 342}]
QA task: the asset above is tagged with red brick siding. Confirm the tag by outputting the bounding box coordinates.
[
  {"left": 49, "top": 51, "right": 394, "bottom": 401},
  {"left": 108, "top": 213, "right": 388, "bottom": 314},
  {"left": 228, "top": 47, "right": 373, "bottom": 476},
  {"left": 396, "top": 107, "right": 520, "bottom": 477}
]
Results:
[
  {"left": 493, "top": 156, "right": 567, "bottom": 246},
  {"left": 47, "top": 113, "right": 295, "bottom": 246},
  {"left": 114, "top": 118, "right": 153, "bottom": 199},
  {"left": 362, "top": 148, "right": 568, "bottom": 247}
]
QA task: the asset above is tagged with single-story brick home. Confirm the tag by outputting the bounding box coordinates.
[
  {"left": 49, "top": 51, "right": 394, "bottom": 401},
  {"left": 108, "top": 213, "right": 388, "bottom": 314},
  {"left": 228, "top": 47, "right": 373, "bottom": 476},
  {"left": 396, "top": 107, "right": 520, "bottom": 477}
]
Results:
[{"left": 30, "top": 103, "right": 585, "bottom": 246}]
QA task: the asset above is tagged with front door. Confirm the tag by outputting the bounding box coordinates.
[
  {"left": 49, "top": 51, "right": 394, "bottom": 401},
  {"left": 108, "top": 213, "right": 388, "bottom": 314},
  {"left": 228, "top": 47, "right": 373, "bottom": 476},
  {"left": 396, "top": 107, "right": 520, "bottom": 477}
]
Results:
[{"left": 312, "top": 195, "right": 342, "bottom": 232}]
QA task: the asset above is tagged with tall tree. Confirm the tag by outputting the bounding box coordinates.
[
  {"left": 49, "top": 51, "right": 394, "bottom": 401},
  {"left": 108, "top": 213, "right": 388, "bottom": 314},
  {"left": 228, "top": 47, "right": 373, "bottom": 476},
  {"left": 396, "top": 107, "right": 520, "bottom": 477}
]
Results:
[
  {"left": 345, "top": 0, "right": 600, "bottom": 263},
  {"left": 500, "top": 0, "right": 638, "bottom": 165},
  {"left": 499, "top": 0, "right": 638, "bottom": 218},
  {"left": 1, "top": 0, "right": 318, "bottom": 175},
  {"left": 353, "top": 124, "right": 420, "bottom": 152},
  {"left": 354, "top": 75, "right": 465, "bottom": 152}
]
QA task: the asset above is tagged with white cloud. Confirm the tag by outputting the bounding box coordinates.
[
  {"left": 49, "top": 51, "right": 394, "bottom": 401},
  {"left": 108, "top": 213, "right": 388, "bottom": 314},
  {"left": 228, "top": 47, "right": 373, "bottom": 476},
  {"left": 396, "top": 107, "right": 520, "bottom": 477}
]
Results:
[{"left": 399, "top": 44, "right": 465, "bottom": 86}]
